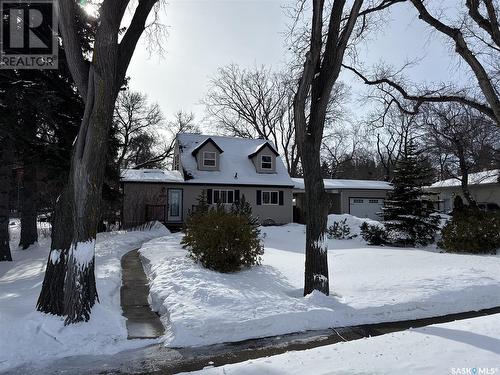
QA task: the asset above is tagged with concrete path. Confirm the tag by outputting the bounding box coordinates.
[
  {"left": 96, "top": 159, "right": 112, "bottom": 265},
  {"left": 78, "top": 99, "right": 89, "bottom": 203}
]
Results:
[{"left": 121, "top": 249, "right": 164, "bottom": 339}]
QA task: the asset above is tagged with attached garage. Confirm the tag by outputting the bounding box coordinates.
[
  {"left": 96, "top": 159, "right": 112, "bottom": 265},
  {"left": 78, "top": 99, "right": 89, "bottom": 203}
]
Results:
[
  {"left": 292, "top": 178, "right": 392, "bottom": 223},
  {"left": 349, "top": 197, "right": 384, "bottom": 220}
]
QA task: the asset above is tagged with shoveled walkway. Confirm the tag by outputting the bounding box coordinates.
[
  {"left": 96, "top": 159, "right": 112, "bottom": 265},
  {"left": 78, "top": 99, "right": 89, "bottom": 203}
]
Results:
[{"left": 121, "top": 249, "right": 164, "bottom": 339}]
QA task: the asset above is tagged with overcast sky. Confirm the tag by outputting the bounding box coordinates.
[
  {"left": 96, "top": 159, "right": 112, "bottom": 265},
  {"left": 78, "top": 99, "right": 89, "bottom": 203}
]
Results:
[{"left": 126, "top": 0, "right": 468, "bottom": 125}]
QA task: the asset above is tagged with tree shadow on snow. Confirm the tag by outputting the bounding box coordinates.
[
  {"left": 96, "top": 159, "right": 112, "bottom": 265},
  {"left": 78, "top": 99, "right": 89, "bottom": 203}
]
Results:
[{"left": 416, "top": 326, "right": 500, "bottom": 355}]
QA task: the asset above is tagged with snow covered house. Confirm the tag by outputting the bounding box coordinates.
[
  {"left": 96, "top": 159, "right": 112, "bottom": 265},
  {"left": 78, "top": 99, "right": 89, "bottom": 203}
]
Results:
[
  {"left": 427, "top": 169, "right": 500, "bottom": 213},
  {"left": 292, "top": 178, "right": 392, "bottom": 222},
  {"left": 121, "top": 134, "right": 295, "bottom": 228}
]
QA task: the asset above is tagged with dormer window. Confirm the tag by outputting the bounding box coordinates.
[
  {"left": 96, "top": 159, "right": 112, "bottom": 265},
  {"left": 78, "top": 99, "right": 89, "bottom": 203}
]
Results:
[
  {"left": 261, "top": 155, "right": 272, "bottom": 169},
  {"left": 203, "top": 151, "right": 216, "bottom": 167}
]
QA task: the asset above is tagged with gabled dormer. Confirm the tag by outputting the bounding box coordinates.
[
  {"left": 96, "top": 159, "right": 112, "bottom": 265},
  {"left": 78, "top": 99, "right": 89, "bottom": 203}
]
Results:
[
  {"left": 191, "top": 137, "right": 224, "bottom": 171},
  {"left": 248, "top": 142, "right": 279, "bottom": 174}
]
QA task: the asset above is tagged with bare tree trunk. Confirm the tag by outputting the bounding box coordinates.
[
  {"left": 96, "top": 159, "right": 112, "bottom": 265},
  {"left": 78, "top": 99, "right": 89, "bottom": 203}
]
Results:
[
  {"left": 294, "top": 0, "right": 364, "bottom": 296},
  {"left": 301, "top": 135, "right": 330, "bottom": 295},
  {"left": 35, "top": 0, "right": 159, "bottom": 324},
  {"left": 0, "top": 140, "right": 13, "bottom": 262},
  {"left": 457, "top": 147, "right": 476, "bottom": 206},
  {"left": 19, "top": 160, "right": 38, "bottom": 249},
  {"left": 63, "top": 69, "right": 116, "bottom": 324},
  {"left": 36, "top": 186, "right": 72, "bottom": 315}
]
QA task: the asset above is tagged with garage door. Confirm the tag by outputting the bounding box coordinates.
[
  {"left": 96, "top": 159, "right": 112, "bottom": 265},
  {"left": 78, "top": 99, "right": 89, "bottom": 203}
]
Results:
[{"left": 349, "top": 198, "right": 384, "bottom": 220}]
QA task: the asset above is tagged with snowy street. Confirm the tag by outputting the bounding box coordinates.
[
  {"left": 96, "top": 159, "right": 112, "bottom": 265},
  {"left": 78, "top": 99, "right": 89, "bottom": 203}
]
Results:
[{"left": 180, "top": 313, "right": 500, "bottom": 375}]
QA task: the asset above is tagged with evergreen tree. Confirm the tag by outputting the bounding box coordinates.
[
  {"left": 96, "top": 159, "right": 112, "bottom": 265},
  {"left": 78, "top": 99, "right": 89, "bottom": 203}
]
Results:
[{"left": 383, "top": 141, "right": 439, "bottom": 246}]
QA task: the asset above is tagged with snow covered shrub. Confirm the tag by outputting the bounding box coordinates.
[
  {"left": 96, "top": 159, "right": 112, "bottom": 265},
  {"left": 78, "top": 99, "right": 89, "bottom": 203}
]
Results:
[
  {"left": 327, "top": 218, "right": 357, "bottom": 239},
  {"left": 182, "top": 195, "right": 263, "bottom": 272},
  {"left": 360, "top": 222, "right": 388, "bottom": 245},
  {"left": 439, "top": 209, "right": 500, "bottom": 254}
]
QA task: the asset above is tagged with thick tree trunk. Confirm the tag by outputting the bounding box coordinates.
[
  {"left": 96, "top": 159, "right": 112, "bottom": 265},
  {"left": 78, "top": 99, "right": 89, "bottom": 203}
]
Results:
[
  {"left": 45, "top": 0, "right": 158, "bottom": 324},
  {"left": 460, "top": 172, "right": 476, "bottom": 207},
  {"left": 0, "top": 140, "right": 13, "bottom": 262},
  {"left": 301, "top": 134, "right": 330, "bottom": 296},
  {"left": 19, "top": 160, "right": 38, "bottom": 249},
  {"left": 457, "top": 148, "right": 476, "bottom": 206},
  {"left": 63, "top": 70, "right": 115, "bottom": 324},
  {"left": 36, "top": 186, "right": 73, "bottom": 315}
]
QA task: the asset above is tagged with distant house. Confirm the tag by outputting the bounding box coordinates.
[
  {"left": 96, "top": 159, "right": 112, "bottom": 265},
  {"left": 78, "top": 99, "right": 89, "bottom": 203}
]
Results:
[
  {"left": 292, "top": 178, "right": 392, "bottom": 222},
  {"left": 427, "top": 169, "right": 500, "bottom": 213},
  {"left": 120, "top": 133, "right": 394, "bottom": 228}
]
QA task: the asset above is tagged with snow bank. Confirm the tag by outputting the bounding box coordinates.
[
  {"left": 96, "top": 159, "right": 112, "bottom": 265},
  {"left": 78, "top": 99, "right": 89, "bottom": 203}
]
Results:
[
  {"left": 0, "top": 223, "right": 170, "bottom": 372},
  {"left": 139, "top": 224, "right": 500, "bottom": 348},
  {"left": 181, "top": 313, "right": 500, "bottom": 374}
]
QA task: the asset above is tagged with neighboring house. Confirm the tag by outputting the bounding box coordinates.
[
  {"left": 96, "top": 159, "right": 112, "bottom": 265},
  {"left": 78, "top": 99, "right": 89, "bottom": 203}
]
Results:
[
  {"left": 427, "top": 169, "right": 500, "bottom": 213},
  {"left": 292, "top": 178, "right": 392, "bottom": 222},
  {"left": 121, "top": 134, "right": 295, "bottom": 228}
]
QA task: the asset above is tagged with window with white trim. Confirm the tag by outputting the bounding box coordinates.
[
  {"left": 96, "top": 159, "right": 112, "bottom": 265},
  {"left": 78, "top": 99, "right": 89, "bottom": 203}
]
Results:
[
  {"left": 203, "top": 151, "right": 216, "bottom": 167},
  {"left": 262, "top": 191, "right": 279, "bottom": 205},
  {"left": 261, "top": 155, "right": 272, "bottom": 169},
  {"left": 213, "top": 189, "right": 234, "bottom": 204}
]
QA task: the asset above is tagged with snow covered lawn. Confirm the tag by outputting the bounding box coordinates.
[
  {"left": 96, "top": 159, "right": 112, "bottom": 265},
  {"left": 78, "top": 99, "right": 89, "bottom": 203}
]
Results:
[
  {"left": 0, "top": 222, "right": 170, "bottom": 373},
  {"left": 181, "top": 313, "right": 500, "bottom": 375},
  {"left": 139, "top": 215, "right": 500, "bottom": 348}
]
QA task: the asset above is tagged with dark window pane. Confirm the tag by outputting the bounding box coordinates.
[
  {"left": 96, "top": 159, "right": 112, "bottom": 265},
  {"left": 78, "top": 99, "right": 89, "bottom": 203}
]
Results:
[
  {"left": 271, "top": 191, "right": 278, "bottom": 204},
  {"left": 261, "top": 155, "right": 272, "bottom": 169},
  {"left": 263, "top": 191, "right": 270, "bottom": 204}
]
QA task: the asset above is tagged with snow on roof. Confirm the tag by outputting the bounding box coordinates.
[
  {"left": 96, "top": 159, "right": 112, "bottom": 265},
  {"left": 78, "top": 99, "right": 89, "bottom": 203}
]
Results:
[
  {"left": 120, "top": 169, "right": 184, "bottom": 183},
  {"left": 191, "top": 137, "right": 224, "bottom": 156},
  {"left": 429, "top": 169, "right": 499, "bottom": 189},
  {"left": 248, "top": 142, "right": 279, "bottom": 158},
  {"left": 177, "top": 133, "right": 294, "bottom": 186},
  {"left": 292, "top": 178, "right": 392, "bottom": 191}
]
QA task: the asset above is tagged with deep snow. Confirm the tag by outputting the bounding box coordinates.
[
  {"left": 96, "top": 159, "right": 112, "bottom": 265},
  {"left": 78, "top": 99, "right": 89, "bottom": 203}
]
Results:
[
  {"left": 0, "top": 222, "right": 170, "bottom": 373},
  {"left": 181, "top": 313, "right": 500, "bottom": 375},
  {"left": 138, "top": 215, "right": 500, "bottom": 348}
]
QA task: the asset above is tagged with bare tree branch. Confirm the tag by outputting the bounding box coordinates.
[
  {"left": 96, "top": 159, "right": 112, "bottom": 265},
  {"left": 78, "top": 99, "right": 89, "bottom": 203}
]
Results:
[{"left": 343, "top": 64, "right": 497, "bottom": 121}]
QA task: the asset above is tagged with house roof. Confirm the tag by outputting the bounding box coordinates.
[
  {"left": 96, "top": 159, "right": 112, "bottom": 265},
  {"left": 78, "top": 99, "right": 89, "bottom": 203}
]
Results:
[
  {"left": 191, "top": 137, "right": 224, "bottom": 156},
  {"left": 292, "top": 178, "right": 392, "bottom": 191},
  {"left": 177, "top": 133, "right": 295, "bottom": 186},
  {"left": 120, "top": 169, "right": 184, "bottom": 183},
  {"left": 248, "top": 142, "right": 279, "bottom": 159},
  {"left": 429, "top": 169, "right": 499, "bottom": 189}
]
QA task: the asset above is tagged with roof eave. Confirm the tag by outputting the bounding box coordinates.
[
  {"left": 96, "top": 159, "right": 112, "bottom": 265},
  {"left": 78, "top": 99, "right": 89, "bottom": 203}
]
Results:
[
  {"left": 190, "top": 137, "right": 224, "bottom": 156},
  {"left": 248, "top": 142, "right": 279, "bottom": 159}
]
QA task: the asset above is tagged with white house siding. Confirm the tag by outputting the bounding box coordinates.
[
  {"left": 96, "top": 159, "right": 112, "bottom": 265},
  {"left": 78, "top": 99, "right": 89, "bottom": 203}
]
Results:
[{"left": 429, "top": 184, "right": 500, "bottom": 212}]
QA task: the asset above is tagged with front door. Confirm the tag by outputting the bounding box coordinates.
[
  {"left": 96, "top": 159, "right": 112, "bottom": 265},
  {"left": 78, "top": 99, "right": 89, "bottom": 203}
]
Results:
[{"left": 167, "top": 189, "right": 183, "bottom": 222}]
